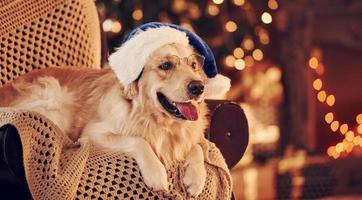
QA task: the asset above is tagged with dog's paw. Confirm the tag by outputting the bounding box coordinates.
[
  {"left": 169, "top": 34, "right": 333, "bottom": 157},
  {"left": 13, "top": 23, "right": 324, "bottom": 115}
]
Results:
[
  {"left": 140, "top": 160, "right": 169, "bottom": 191},
  {"left": 183, "top": 161, "right": 207, "bottom": 197},
  {"left": 77, "top": 137, "right": 89, "bottom": 146}
]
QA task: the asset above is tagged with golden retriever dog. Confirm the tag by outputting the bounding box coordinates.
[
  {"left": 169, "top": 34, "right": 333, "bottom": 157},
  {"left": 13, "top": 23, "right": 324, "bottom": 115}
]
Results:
[
  {"left": 0, "top": 23, "right": 231, "bottom": 197},
  {"left": 0, "top": 43, "right": 212, "bottom": 196}
]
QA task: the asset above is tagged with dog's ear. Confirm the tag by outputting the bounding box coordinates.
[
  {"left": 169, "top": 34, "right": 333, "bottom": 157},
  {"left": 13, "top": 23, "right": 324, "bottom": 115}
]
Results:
[{"left": 123, "top": 82, "right": 138, "bottom": 99}]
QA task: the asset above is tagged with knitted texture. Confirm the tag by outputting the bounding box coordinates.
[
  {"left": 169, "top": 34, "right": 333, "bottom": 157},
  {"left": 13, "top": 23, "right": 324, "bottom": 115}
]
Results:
[
  {"left": 0, "top": 108, "right": 232, "bottom": 199},
  {"left": 0, "top": 0, "right": 101, "bottom": 87}
]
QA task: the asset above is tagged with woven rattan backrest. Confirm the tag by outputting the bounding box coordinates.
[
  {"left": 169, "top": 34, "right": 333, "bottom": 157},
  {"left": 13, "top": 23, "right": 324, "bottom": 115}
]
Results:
[{"left": 0, "top": 0, "right": 101, "bottom": 87}]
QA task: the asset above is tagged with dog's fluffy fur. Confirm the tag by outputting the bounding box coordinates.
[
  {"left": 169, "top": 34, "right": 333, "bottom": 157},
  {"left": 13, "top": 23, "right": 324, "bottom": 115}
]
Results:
[{"left": 0, "top": 43, "right": 209, "bottom": 196}]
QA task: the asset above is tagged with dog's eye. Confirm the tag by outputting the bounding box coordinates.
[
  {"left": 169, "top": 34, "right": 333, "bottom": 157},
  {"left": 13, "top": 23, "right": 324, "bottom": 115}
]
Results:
[
  {"left": 159, "top": 61, "right": 173, "bottom": 70},
  {"left": 191, "top": 62, "right": 197, "bottom": 70}
]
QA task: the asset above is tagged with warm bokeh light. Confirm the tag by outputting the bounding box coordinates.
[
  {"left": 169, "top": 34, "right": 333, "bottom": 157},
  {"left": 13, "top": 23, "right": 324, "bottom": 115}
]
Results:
[
  {"left": 111, "top": 20, "right": 122, "bottom": 33},
  {"left": 233, "top": 47, "right": 244, "bottom": 58},
  {"left": 233, "top": 0, "right": 245, "bottom": 6},
  {"left": 242, "top": 37, "right": 254, "bottom": 50},
  {"left": 325, "top": 112, "right": 334, "bottom": 124},
  {"left": 102, "top": 19, "right": 113, "bottom": 32},
  {"left": 244, "top": 56, "right": 254, "bottom": 67},
  {"left": 207, "top": 4, "right": 220, "bottom": 16},
  {"left": 252, "top": 49, "right": 263, "bottom": 61},
  {"left": 261, "top": 12, "right": 272, "bottom": 24},
  {"left": 335, "top": 143, "right": 344, "bottom": 153},
  {"left": 353, "top": 136, "right": 361, "bottom": 146},
  {"left": 326, "top": 95, "right": 335, "bottom": 106},
  {"left": 346, "top": 143, "right": 354, "bottom": 153},
  {"left": 358, "top": 124, "right": 362, "bottom": 134},
  {"left": 327, "top": 146, "right": 335, "bottom": 156},
  {"left": 180, "top": 22, "right": 194, "bottom": 31},
  {"left": 172, "top": 0, "right": 186, "bottom": 13},
  {"left": 224, "top": 55, "right": 236, "bottom": 68},
  {"left": 268, "top": 0, "right": 278, "bottom": 10},
  {"left": 212, "top": 0, "right": 224, "bottom": 4},
  {"left": 330, "top": 121, "right": 339, "bottom": 132},
  {"left": 339, "top": 124, "right": 348, "bottom": 134},
  {"left": 317, "top": 90, "right": 327, "bottom": 102},
  {"left": 356, "top": 114, "right": 362, "bottom": 124},
  {"left": 234, "top": 59, "right": 246, "bottom": 70},
  {"left": 258, "top": 28, "right": 270, "bottom": 45},
  {"left": 266, "top": 67, "right": 282, "bottom": 82},
  {"left": 346, "top": 131, "right": 354, "bottom": 142},
  {"left": 316, "top": 63, "right": 325, "bottom": 75},
  {"left": 188, "top": 3, "right": 201, "bottom": 19},
  {"left": 308, "top": 57, "right": 318, "bottom": 69},
  {"left": 225, "top": 21, "right": 238, "bottom": 32},
  {"left": 312, "top": 79, "right": 322, "bottom": 91},
  {"left": 132, "top": 9, "right": 143, "bottom": 20},
  {"left": 332, "top": 150, "right": 340, "bottom": 159}
]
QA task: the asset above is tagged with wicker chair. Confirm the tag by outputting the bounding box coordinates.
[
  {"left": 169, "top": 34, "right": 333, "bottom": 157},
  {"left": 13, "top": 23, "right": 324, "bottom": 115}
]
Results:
[{"left": 0, "top": 0, "right": 248, "bottom": 199}]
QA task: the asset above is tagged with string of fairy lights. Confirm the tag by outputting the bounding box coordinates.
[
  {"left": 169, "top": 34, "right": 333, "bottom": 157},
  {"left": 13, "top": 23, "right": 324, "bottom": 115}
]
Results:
[
  {"left": 221, "top": 0, "right": 276, "bottom": 70},
  {"left": 100, "top": 0, "right": 278, "bottom": 71},
  {"left": 308, "top": 48, "right": 362, "bottom": 159}
]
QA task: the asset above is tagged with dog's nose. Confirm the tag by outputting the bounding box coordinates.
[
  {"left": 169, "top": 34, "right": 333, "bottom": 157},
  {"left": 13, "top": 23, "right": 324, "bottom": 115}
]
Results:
[{"left": 187, "top": 80, "right": 204, "bottom": 97}]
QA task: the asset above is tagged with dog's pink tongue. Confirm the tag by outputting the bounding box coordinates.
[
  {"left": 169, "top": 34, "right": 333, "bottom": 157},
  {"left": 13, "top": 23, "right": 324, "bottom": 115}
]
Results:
[{"left": 176, "top": 102, "right": 198, "bottom": 121}]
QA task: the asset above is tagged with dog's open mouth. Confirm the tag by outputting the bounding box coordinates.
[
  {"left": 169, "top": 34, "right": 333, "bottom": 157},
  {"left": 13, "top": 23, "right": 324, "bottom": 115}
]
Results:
[{"left": 157, "top": 92, "right": 198, "bottom": 121}]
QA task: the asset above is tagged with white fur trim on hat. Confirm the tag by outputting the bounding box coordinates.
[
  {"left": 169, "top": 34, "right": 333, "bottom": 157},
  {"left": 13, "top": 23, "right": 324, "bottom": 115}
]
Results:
[
  {"left": 204, "top": 74, "right": 231, "bottom": 98},
  {"left": 108, "top": 26, "right": 189, "bottom": 86}
]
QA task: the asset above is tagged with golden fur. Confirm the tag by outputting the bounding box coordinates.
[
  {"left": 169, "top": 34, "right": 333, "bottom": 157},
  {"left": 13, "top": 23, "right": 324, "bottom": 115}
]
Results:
[{"left": 0, "top": 43, "right": 209, "bottom": 196}]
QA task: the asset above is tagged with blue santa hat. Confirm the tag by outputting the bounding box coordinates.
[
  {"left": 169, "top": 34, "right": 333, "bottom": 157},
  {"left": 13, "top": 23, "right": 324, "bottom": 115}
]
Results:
[{"left": 108, "top": 22, "right": 230, "bottom": 97}]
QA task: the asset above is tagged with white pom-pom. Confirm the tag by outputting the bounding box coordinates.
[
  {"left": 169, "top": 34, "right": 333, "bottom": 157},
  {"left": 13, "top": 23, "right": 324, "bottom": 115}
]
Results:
[{"left": 204, "top": 74, "right": 231, "bottom": 99}]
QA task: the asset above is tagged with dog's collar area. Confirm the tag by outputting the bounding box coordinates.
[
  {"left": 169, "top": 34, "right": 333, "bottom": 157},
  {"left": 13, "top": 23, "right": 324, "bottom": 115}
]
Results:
[{"left": 157, "top": 92, "right": 186, "bottom": 120}]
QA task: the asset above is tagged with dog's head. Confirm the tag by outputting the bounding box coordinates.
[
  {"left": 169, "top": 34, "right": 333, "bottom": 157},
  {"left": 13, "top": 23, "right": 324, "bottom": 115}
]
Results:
[
  {"left": 128, "top": 43, "right": 208, "bottom": 121},
  {"left": 109, "top": 24, "right": 230, "bottom": 122}
]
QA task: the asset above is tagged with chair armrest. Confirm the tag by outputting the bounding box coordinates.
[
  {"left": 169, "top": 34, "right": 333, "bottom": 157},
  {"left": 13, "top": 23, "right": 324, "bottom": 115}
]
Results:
[
  {"left": 0, "top": 100, "right": 249, "bottom": 199},
  {"left": 206, "top": 100, "right": 249, "bottom": 169},
  {"left": 0, "top": 124, "right": 32, "bottom": 199}
]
